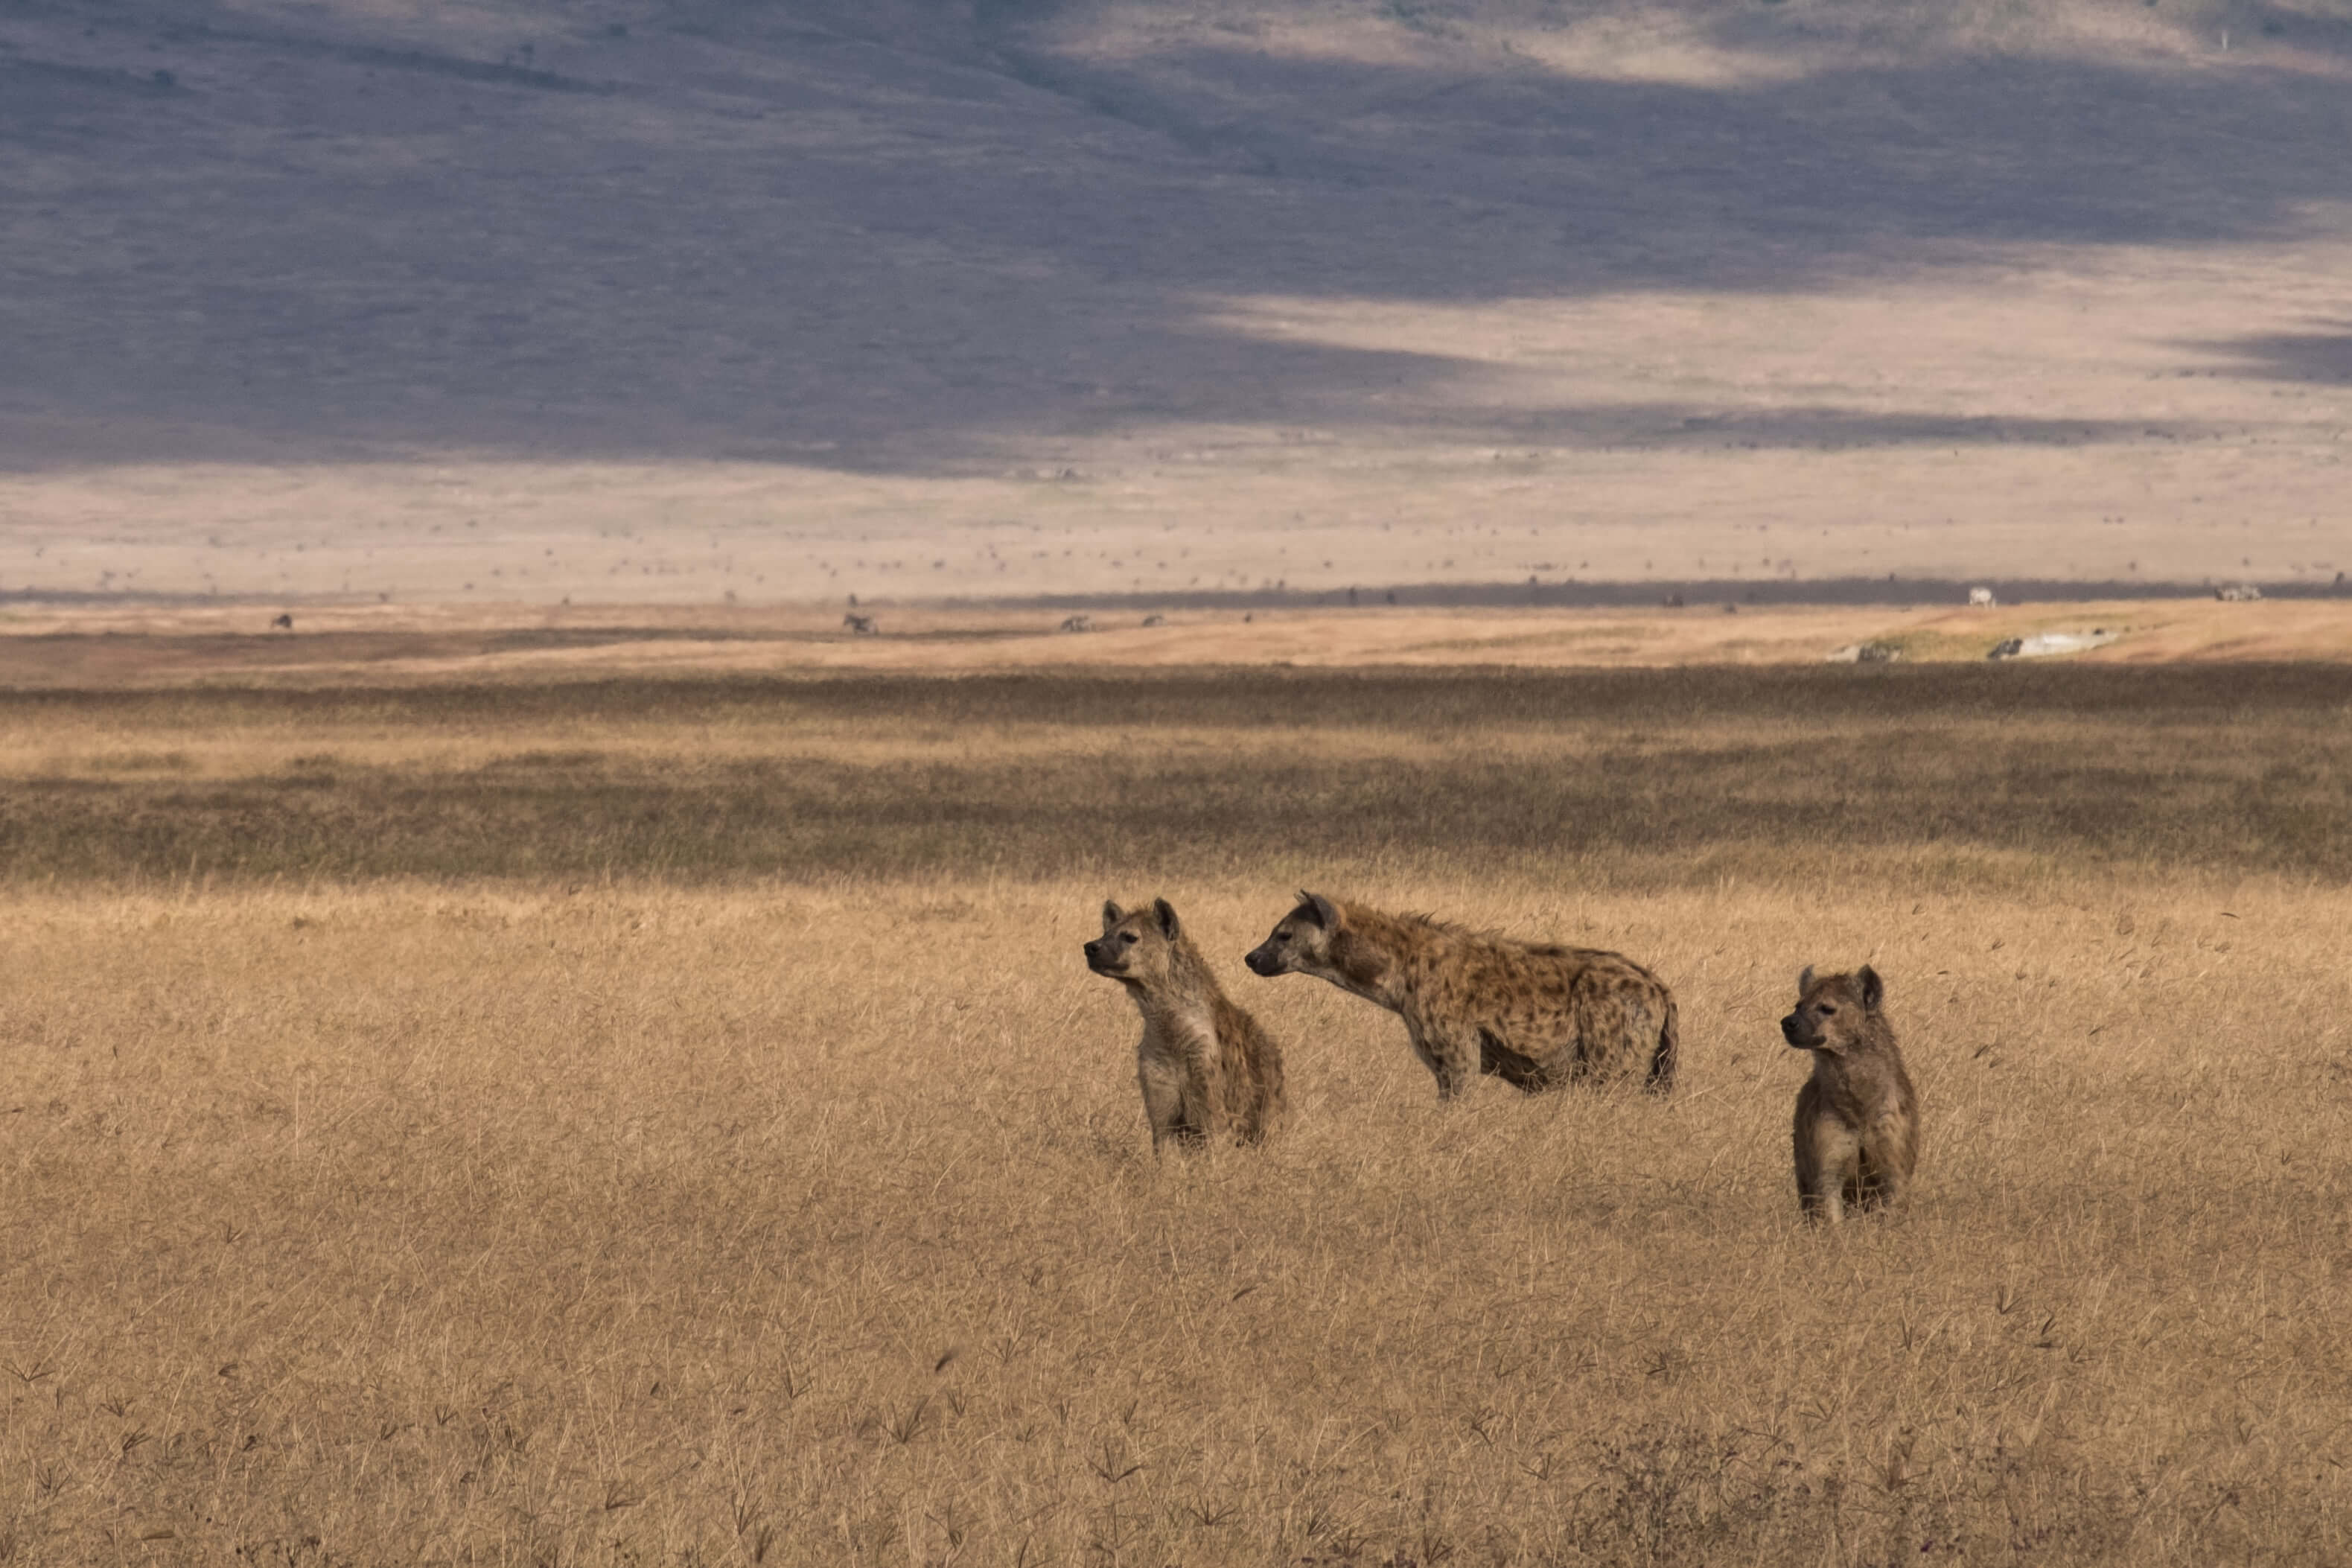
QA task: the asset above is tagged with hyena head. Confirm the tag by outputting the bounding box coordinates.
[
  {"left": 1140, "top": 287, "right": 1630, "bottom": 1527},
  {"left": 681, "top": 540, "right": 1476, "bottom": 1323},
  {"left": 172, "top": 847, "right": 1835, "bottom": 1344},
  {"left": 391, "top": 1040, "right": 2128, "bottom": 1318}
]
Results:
[
  {"left": 1780, "top": 965, "right": 1885, "bottom": 1053},
  {"left": 1085, "top": 899, "right": 1186, "bottom": 989},
  {"left": 1243, "top": 892, "right": 1345, "bottom": 979}
]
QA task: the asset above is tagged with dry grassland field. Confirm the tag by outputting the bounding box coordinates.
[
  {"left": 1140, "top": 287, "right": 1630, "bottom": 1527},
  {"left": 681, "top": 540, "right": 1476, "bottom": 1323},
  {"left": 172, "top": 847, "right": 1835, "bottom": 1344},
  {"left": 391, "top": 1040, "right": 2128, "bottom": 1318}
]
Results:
[
  {"left": 10, "top": 0, "right": 2352, "bottom": 1563},
  {"left": 2, "top": 663, "right": 2351, "bottom": 1566},
  {"left": 8, "top": 595, "right": 2352, "bottom": 690}
]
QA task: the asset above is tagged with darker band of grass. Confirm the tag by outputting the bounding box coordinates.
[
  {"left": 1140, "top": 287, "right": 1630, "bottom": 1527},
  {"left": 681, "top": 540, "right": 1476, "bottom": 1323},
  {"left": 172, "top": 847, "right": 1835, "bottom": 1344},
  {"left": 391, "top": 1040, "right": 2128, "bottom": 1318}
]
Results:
[{"left": 1, "top": 664, "right": 2346, "bottom": 886}]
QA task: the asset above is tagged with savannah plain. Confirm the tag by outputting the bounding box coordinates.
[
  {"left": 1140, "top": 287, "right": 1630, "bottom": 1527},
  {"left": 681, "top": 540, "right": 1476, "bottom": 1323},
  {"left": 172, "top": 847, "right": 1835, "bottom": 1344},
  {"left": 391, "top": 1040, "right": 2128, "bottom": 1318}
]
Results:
[
  {"left": 3, "top": 663, "right": 2351, "bottom": 1568},
  {"left": 7, "top": 0, "right": 2352, "bottom": 1564}
]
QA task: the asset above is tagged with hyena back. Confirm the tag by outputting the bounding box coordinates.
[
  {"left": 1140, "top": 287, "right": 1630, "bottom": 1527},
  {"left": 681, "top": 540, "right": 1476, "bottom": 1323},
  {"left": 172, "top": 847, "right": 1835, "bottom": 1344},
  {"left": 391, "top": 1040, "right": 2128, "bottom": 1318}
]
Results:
[
  {"left": 1243, "top": 893, "right": 1677, "bottom": 1100},
  {"left": 1782, "top": 965, "right": 1919, "bottom": 1223},
  {"left": 1086, "top": 898, "right": 1287, "bottom": 1150}
]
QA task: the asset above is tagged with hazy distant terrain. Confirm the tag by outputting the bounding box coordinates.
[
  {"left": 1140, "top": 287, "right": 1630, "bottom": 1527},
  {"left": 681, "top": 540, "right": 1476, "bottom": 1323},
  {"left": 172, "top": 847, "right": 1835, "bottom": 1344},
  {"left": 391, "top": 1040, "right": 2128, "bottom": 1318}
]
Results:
[
  {"left": 10, "top": 594, "right": 2352, "bottom": 688},
  {"left": 3, "top": 0, "right": 2350, "bottom": 604}
]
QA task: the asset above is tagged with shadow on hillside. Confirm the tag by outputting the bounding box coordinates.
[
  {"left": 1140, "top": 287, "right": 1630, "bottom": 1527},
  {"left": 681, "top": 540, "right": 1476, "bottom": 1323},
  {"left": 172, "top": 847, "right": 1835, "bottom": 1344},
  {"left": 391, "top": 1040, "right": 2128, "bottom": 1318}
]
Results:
[
  {"left": 2193, "top": 321, "right": 2352, "bottom": 385},
  {"left": 1342, "top": 406, "right": 2214, "bottom": 450},
  {"left": 1, "top": 2, "right": 2348, "bottom": 473}
]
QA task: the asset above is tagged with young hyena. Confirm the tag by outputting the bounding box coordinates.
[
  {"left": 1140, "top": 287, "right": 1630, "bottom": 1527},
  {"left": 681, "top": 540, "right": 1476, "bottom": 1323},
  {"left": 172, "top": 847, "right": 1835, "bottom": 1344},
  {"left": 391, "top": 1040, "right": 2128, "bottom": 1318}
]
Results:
[
  {"left": 1243, "top": 893, "right": 1677, "bottom": 1100},
  {"left": 1085, "top": 899, "right": 1287, "bottom": 1151},
  {"left": 1782, "top": 966, "right": 1919, "bottom": 1223}
]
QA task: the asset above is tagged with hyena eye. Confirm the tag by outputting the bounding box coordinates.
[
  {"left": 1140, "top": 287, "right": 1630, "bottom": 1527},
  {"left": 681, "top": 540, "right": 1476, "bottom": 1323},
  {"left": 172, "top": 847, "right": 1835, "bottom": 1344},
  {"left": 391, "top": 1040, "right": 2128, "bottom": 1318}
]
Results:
[
  {"left": 1817, "top": 1004, "right": 1837, "bottom": 1016},
  {"left": 1118, "top": 931, "right": 1138, "bottom": 946}
]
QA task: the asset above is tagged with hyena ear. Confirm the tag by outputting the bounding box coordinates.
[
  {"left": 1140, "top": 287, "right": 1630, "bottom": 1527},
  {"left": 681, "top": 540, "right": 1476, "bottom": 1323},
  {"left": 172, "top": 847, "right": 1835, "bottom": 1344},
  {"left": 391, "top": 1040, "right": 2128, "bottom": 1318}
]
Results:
[
  {"left": 1101, "top": 900, "right": 1125, "bottom": 933},
  {"left": 1153, "top": 898, "right": 1181, "bottom": 940},
  {"left": 1797, "top": 965, "right": 1815, "bottom": 996},
  {"left": 1299, "top": 890, "right": 1338, "bottom": 929},
  {"left": 1858, "top": 965, "right": 1884, "bottom": 1010}
]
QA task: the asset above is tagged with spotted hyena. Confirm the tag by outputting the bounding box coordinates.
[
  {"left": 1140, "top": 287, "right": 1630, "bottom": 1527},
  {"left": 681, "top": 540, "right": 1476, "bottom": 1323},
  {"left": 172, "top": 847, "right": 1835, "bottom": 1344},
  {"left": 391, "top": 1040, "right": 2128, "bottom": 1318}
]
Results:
[
  {"left": 1782, "top": 966, "right": 1919, "bottom": 1223},
  {"left": 1086, "top": 899, "right": 1287, "bottom": 1150},
  {"left": 1243, "top": 893, "right": 1677, "bottom": 1100}
]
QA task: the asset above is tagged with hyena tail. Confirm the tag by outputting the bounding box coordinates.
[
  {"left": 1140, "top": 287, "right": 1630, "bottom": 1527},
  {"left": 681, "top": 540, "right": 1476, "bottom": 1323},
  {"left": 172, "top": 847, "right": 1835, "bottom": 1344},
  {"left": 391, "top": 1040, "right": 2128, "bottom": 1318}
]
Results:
[{"left": 1646, "top": 991, "right": 1679, "bottom": 1094}]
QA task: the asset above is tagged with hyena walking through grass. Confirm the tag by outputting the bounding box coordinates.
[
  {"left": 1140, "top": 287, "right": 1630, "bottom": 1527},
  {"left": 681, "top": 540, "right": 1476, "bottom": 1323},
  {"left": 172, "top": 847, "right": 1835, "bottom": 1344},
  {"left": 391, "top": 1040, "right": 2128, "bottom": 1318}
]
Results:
[
  {"left": 1782, "top": 966, "right": 1919, "bottom": 1223},
  {"left": 1243, "top": 893, "right": 1677, "bottom": 1100},
  {"left": 1086, "top": 899, "right": 1287, "bottom": 1151}
]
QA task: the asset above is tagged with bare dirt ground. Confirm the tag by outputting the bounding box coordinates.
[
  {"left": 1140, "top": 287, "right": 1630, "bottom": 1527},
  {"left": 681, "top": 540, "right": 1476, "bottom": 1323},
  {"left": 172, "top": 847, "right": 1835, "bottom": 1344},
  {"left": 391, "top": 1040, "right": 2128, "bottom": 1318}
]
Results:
[{"left": 3, "top": 1, "right": 2350, "bottom": 608}]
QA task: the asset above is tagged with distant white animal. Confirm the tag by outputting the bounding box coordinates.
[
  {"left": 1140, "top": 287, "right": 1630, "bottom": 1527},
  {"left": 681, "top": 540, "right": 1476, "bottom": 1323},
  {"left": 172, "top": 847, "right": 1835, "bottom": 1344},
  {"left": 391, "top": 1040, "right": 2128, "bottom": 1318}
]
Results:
[
  {"left": 1967, "top": 587, "right": 1997, "bottom": 608},
  {"left": 2216, "top": 584, "right": 2263, "bottom": 602}
]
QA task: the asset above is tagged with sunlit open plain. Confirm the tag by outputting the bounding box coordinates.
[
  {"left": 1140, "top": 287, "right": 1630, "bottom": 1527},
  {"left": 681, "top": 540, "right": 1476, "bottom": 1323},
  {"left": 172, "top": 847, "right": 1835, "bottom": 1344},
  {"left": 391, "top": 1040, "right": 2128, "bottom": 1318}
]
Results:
[
  {"left": 3, "top": 660, "right": 2348, "bottom": 1565},
  {"left": 7, "top": 594, "right": 2352, "bottom": 690}
]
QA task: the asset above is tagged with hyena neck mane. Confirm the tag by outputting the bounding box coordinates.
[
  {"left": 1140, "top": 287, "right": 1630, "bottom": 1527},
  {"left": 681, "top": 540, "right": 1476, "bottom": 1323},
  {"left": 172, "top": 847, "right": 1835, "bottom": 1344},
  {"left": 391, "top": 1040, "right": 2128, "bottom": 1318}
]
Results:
[
  {"left": 1126, "top": 934, "right": 1225, "bottom": 1030},
  {"left": 1809, "top": 1018, "right": 1903, "bottom": 1101},
  {"left": 1324, "top": 901, "right": 1444, "bottom": 1009}
]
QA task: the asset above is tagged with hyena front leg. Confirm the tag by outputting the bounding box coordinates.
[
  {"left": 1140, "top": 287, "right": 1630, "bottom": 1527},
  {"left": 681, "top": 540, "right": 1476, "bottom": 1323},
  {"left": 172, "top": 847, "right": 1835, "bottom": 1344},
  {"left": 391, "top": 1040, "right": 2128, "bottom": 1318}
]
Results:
[
  {"left": 1799, "top": 1118, "right": 1860, "bottom": 1224},
  {"left": 1804, "top": 1173, "right": 1847, "bottom": 1224},
  {"left": 1138, "top": 1058, "right": 1192, "bottom": 1153},
  {"left": 1418, "top": 1022, "right": 1485, "bottom": 1102},
  {"left": 1179, "top": 1056, "right": 1226, "bottom": 1146},
  {"left": 1858, "top": 1124, "right": 1911, "bottom": 1214},
  {"left": 1401, "top": 1016, "right": 1445, "bottom": 1083}
]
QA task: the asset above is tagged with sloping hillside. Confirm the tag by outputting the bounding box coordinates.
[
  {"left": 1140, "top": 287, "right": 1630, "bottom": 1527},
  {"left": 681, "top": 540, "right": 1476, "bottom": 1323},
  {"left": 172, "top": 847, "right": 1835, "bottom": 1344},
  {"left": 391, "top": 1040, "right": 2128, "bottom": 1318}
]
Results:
[{"left": 2, "top": 0, "right": 2348, "bottom": 604}]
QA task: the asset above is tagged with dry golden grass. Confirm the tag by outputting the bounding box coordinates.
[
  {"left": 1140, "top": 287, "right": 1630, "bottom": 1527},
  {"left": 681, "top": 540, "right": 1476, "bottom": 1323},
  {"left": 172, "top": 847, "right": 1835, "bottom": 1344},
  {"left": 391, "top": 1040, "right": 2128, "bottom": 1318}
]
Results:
[
  {"left": 3, "top": 666, "right": 2350, "bottom": 1565},
  {"left": 7, "top": 597, "right": 2352, "bottom": 689}
]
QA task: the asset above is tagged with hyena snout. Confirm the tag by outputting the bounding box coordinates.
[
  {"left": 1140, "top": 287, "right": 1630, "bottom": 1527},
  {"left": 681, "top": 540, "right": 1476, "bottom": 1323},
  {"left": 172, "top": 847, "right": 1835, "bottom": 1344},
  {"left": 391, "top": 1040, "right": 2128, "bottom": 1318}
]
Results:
[
  {"left": 1084, "top": 937, "right": 1126, "bottom": 975},
  {"left": 1780, "top": 1011, "right": 1821, "bottom": 1048},
  {"left": 1243, "top": 943, "right": 1285, "bottom": 978}
]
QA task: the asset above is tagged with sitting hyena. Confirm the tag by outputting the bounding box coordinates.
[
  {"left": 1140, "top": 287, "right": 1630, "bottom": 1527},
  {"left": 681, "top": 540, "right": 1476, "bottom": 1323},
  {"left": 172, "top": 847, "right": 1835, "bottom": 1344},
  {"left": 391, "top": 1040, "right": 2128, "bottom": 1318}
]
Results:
[
  {"left": 1085, "top": 899, "right": 1287, "bottom": 1151},
  {"left": 1243, "top": 893, "right": 1677, "bottom": 1100},
  {"left": 1782, "top": 966, "right": 1919, "bottom": 1223}
]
